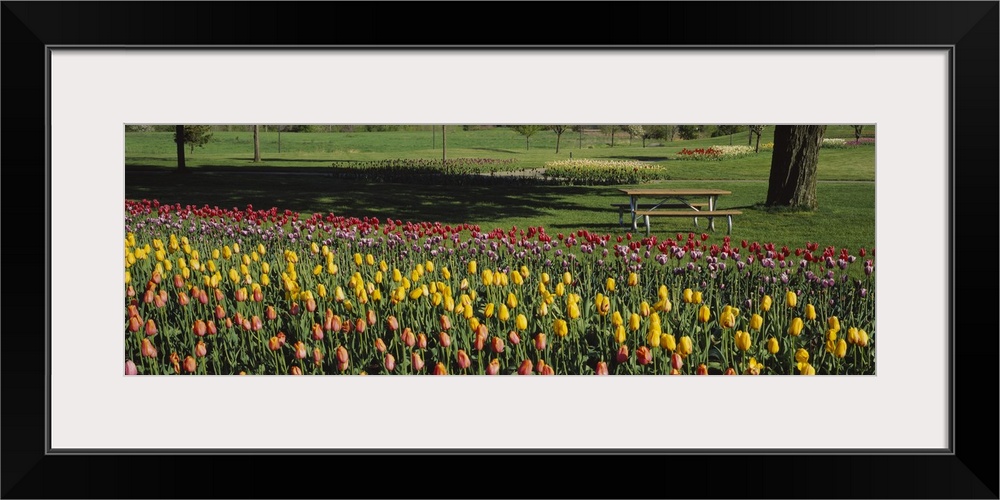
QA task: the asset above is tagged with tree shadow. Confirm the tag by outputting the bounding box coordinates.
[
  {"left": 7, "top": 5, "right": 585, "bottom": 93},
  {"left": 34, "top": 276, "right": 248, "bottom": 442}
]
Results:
[
  {"left": 605, "top": 155, "right": 673, "bottom": 162},
  {"left": 469, "top": 147, "right": 520, "bottom": 154}
]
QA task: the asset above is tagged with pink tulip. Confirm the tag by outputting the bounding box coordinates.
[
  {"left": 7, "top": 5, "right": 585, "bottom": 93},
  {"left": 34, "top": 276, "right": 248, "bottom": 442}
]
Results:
[
  {"left": 194, "top": 341, "right": 207, "bottom": 358},
  {"left": 144, "top": 319, "right": 157, "bottom": 336},
  {"left": 411, "top": 352, "right": 425, "bottom": 371},
  {"left": 456, "top": 350, "right": 471, "bottom": 370},
  {"left": 384, "top": 353, "right": 396, "bottom": 372},
  {"left": 486, "top": 359, "right": 500, "bottom": 375},
  {"left": 125, "top": 360, "right": 138, "bottom": 375}
]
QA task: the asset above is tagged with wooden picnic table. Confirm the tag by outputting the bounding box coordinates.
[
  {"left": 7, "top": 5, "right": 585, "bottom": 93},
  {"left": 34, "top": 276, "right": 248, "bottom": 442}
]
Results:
[{"left": 617, "top": 188, "right": 733, "bottom": 232}]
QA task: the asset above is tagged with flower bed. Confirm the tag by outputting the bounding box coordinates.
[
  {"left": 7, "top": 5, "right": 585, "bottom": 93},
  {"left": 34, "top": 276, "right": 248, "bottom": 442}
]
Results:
[
  {"left": 674, "top": 145, "right": 757, "bottom": 161},
  {"left": 125, "top": 200, "right": 875, "bottom": 376},
  {"left": 543, "top": 159, "right": 670, "bottom": 185},
  {"left": 822, "top": 138, "right": 875, "bottom": 148}
]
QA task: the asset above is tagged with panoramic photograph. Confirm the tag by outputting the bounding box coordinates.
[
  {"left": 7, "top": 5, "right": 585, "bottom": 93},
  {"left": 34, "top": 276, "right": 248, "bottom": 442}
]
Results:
[{"left": 124, "top": 124, "right": 876, "bottom": 376}]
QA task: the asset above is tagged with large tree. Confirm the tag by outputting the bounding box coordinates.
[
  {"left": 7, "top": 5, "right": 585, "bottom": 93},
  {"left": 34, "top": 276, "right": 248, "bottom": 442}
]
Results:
[
  {"left": 765, "top": 125, "right": 827, "bottom": 209},
  {"left": 175, "top": 125, "right": 186, "bottom": 172}
]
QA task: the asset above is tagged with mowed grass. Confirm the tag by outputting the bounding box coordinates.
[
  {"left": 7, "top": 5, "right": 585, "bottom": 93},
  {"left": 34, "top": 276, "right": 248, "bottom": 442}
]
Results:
[
  {"left": 125, "top": 170, "right": 875, "bottom": 253},
  {"left": 125, "top": 125, "right": 875, "bottom": 181}
]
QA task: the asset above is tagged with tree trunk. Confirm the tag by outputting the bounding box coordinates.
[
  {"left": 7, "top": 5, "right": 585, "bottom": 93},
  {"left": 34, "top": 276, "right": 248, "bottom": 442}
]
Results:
[
  {"left": 525, "top": 136, "right": 529, "bottom": 150},
  {"left": 642, "top": 137, "right": 646, "bottom": 148},
  {"left": 555, "top": 132, "right": 561, "bottom": 154},
  {"left": 610, "top": 129, "right": 615, "bottom": 147},
  {"left": 441, "top": 125, "right": 446, "bottom": 168},
  {"left": 765, "top": 125, "right": 826, "bottom": 209},
  {"left": 755, "top": 133, "right": 761, "bottom": 153},
  {"left": 253, "top": 125, "right": 261, "bottom": 162},
  {"left": 175, "top": 125, "right": 186, "bottom": 172}
]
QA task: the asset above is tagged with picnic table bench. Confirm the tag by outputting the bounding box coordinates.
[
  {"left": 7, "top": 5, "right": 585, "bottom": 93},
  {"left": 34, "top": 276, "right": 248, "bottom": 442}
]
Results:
[{"left": 617, "top": 188, "right": 741, "bottom": 235}]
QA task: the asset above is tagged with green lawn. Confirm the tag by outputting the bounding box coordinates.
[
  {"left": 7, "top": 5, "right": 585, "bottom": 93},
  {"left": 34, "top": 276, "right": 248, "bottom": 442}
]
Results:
[{"left": 125, "top": 125, "right": 875, "bottom": 252}]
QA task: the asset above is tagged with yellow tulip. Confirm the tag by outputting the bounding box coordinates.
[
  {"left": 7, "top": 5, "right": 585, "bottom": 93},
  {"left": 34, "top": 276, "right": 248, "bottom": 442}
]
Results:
[
  {"left": 568, "top": 303, "right": 581, "bottom": 320},
  {"left": 353, "top": 253, "right": 363, "bottom": 266},
  {"left": 826, "top": 329, "right": 838, "bottom": 342},
  {"left": 662, "top": 333, "right": 676, "bottom": 352},
  {"left": 698, "top": 305, "right": 711, "bottom": 323},
  {"left": 604, "top": 277, "right": 615, "bottom": 292},
  {"left": 640, "top": 301, "right": 651, "bottom": 318},
  {"left": 797, "top": 362, "right": 816, "bottom": 375},
  {"left": 537, "top": 302, "right": 548, "bottom": 316},
  {"left": 682, "top": 288, "right": 693, "bottom": 303},
  {"left": 834, "top": 339, "right": 848, "bottom": 358},
  {"left": 516, "top": 314, "right": 527, "bottom": 331},
  {"left": 786, "top": 291, "right": 797, "bottom": 308},
  {"left": 316, "top": 284, "right": 327, "bottom": 298},
  {"left": 629, "top": 313, "right": 641, "bottom": 331},
  {"left": 555, "top": 283, "right": 565, "bottom": 297},
  {"left": 795, "top": 348, "right": 809, "bottom": 364},
  {"left": 408, "top": 288, "right": 424, "bottom": 300},
  {"left": 766, "top": 337, "right": 779, "bottom": 354},
  {"left": 553, "top": 319, "right": 568, "bottom": 337},
  {"left": 719, "top": 309, "right": 736, "bottom": 329},
  {"left": 847, "top": 327, "right": 860, "bottom": 345},
  {"left": 611, "top": 311, "right": 623, "bottom": 328},
  {"left": 657, "top": 285, "right": 668, "bottom": 301},
  {"left": 441, "top": 267, "right": 451, "bottom": 280},
  {"left": 511, "top": 271, "right": 523, "bottom": 286},
  {"left": 761, "top": 295, "right": 772, "bottom": 312},
  {"left": 858, "top": 329, "right": 870, "bottom": 347},
  {"left": 260, "top": 274, "right": 269, "bottom": 286},
  {"left": 481, "top": 269, "right": 493, "bottom": 285},
  {"left": 562, "top": 272, "right": 572, "bottom": 285},
  {"left": 749, "top": 313, "right": 763, "bottom": 331},
  {"left": 371, "top": 289, "right": 382, "bottom": 302},
  {"left": 646, "top": 326, "right": 661, "bottom": 347},
  {"left": 693, "top": 291, "right": 703, "bottom": 304},
  {"left": 805, "top": 304, "right": 817, "bottom": 321},
  {"left": 469, "top": 317, "right": 480, "bottom": 332},
  {"left": 541, "top": 272, "right": 550, "bottom": 284},
  {"left": 827, "top": 316, "right": 841, "bottom": 333},
  {"left": 443, "top": 295, "right": 454, "bottom": 311},
  {"left": 484, "top": 303, "right": 495, "bottom": 318},
  {"left": 787, "top": 317, "right": 804, "bottom": 337},
  {"left": 628, "top": 272, "right": 638, "bottom": 287},
  {"left": 498, "top": 304, "right": 510, "bottom": 322},
  {"left": 677, "top": 336, "right": 694, "bottom": 357},
  {"left": 734, "top": 330, "right": 752, "bottom": 351},
  {"left": 467, "top": 260, "right": 477, "bottom": 275},
  {"left": 506, "top": 292, "right": 518, "bottom": 309},
  {"left": 212, "top": 248, "right": 220, "bottom": 259},
  {"left": 614, "top": 325, "right": 627, "bottom": 344}
]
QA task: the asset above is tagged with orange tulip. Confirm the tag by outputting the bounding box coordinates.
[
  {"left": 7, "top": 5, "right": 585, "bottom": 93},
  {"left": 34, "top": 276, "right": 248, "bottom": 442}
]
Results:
[
  {"left": 183, "top": 356, "right": 197, "bottom": 374},
  {"left": 671, "top": 352, "right": 683, "bottom": 371},
  {"left": 384, "top": 353, "right": 396, "bottom": 372},
  {"left": 313, "top": 347, "right": 323, "bottom": 366},
  {"left": 375, "top": 338, "right": 387, "bottom": 353},
  {"left": 439, "top": 331, "right": 452, "bottom": 348},
  {"left": 433, "top": 362, "right": 448, "bottom": 375},
  {"left": 266, "top": 305, "right": 277, "bottom": 321},
  {"left": 486, "top": 359, "right": 500, "bottom": 375},
  {"left": 457, "top": 350, "right": 471, "bottom": 370},
  {"left": 517, "top": 359, "right": 533, "bottom": 375},
  {"left": 128, "top": 315, "right": 142, "bottom": 333},
  {"left": 696, "top": 364, "right": 709, "bottom": 375},
  {"left": 418, "top": 333, "right": 428, "bottom": 349},
  {"left": 386, "top": 315, "right": 399, "bottom": 332},
  {"left": 534, "top": 333, "right": 547, "bottom": 350},
  {"left": 355, "top": 318, "right": 366, "bottom": 333},
  {"left": 540, "top": 364, "right": 555, "bottom": 375},
  {"left": 439, "top": 314, "right": 452, "bottom": 331},
  {"left": 411, "top": 352, "right": 425, "bottom": 371},
  {"left": 290, "top": 366, "right": 303, "bottom": 375},
  {"left": 616, "top": 345, "right": 629, "bottom": 363},
  {"left": 294, "top": 341, "right": 308, "bottom": 360},
  {"left": 140, "top": 338, "right": 157, "bottom": 358},
  {"left": 595, "top": 362, "right": 609, "bottom": 375},
  {"left": 508, "top": 330, "right": 520, "bottom": 345},
  {"left": 637, "top": 346, "right": 652, "bottom": 365},
  {"left": 367, "top": 309, "right": 377, "bottom": 326},
  {"left": 170, "top": 352, "right": 180, "bottom": 373},
  {"left": 724, "top": 367, "right": 737, "bottom": 375},
  {"left": 311, "top": 323, "right": 324, "bottom": 341},
  {"left": 195, "top": 341, "right": 207, "bottom": 358},
  {"left": 491, "top": 336, "right": 505, "bottom": 354},
  {"left": 144, "top": 319, "right": 158, "bottom": 336},
  {"left": 268, "top": 336, "right": 281, "bottom": 351}
]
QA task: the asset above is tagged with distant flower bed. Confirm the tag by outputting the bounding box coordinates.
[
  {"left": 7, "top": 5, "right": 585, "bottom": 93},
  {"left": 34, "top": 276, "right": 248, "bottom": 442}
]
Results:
[
  {"left": 674, "top": 145, "right": 757, "bottom": 161},
  {"left": 822, "top": 138, "right": 875, "bottom": 148},
  {"left": 543, "top": 159, "right": 670, "bottom": 185},
  {"left": 346, "top": 158, "right": 519, "bottom": 175}
]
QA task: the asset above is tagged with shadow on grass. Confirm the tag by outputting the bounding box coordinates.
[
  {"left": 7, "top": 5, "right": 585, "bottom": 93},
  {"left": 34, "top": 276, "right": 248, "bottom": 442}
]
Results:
[
  {"left": 469, "top": 147, "right": 521, "bottom": 154},
  {"left": 605, "top": 155, "right": 673, "bottom": 162},
  {"left": 125, "top": 169, "right": 596, "bottom": 224}
]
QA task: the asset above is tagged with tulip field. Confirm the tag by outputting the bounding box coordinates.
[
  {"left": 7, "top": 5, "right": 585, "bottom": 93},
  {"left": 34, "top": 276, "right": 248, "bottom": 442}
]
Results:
[{"left": 124, "top": 199, "right": 875, "bottom": 376}]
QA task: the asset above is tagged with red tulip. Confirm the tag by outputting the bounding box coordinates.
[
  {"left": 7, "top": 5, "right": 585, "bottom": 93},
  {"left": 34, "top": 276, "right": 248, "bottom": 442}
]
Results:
[
  {"left": 402, "top": 328, "right": 416, "bottom": 348},
  {"left": 183, "top": 355, "right": 197, "bottom": 374},
  {"left": 126, "top": 285, "right": 136, "bottom": 298},
  {"left": 151, "top": 271, "right": 162, "bottom": 285},
  {"left": 125, "top": 360, "right": 138, "bottom": 375},
  {"left": 127, "top": 304, "right": 140, "bottom": 320},
  {"left": 724, "top": 367, "right": 737, "bottom": 375},
  {"left": 206, "top": 320, "right": 217, "bottom": 335},
  {"left": 252, "top": 287, "right": 264, "bottom": 302},
  {"left": 305, "top": 297, "right": 317, "bottom": 313},
  {"left": 169, "top": 352, "right": 180, "bottom": 373},
  {"left": 225, "top": 318, "right": 233, "bottom": 329},
  {"left": 289, "top": 302, "right": 300, "bottom": 315},
  {"left": 143, "top": 290, "right": 155, "bottom": 304},
  {"left": 233, "top": 312, "right": 244, "bottom": 327},
  {"left": 636, "top": 346, "right": 652, "bottom": 365},
  {"left": 508, "top": 331, "right": 520, "bottom": 345},
  {"left": 277, "top": 332, "right": 286, "bottom": 346},
  {"left": 671, "top": 353, "right": 683, "bottom": 371},
  {"left": 517, "top": 359, "right": 533, "bottom": 375},
  {"left": 595, "top": 362, "right": 609, "bottom": 375},
  {"left": 153, "top": 293, "right": 167, "bottom": 309},
  {"left": 540, "top": 364, "right": 555, "bottom": 375},
  {"left": 241, "top": 318, "right": 251, "bottom": 330},
  {"left": 457, "top": 350, "right": 471, "bottom": 370},
  {"left": 534, "top": 333, "right": 547, "bottom": 350},
  {"left": 486, "top": 359, "right": 500, "bottom": 375},
  {"left": 616, "top": 345, "right": 629, "bottom": 364},
  {"left": 198, "top": 289, "right": 209, "bottom": 305},
  {"left": 142, "top": 318, "right": 157, "bottom": 336},
  {"left": 329, "top": 314, "right": 342, "bottom": 332},
  {"left": 214, "top": 288, "right": 224, "bottom": 303}
]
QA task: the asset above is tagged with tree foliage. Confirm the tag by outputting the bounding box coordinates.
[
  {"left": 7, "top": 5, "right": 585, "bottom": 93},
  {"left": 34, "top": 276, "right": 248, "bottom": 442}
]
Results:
[
  {"left": 174, "top": 125, "right": 214, "bottom": 154},
  {"left": 510, "top": 125, "right": 545, "bottom": 150}
]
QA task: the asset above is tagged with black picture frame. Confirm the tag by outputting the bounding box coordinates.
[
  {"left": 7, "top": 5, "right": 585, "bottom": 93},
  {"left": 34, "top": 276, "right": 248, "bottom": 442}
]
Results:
[{"left": 3, "top": 2, "right": 997, "bottom": 498}]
